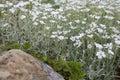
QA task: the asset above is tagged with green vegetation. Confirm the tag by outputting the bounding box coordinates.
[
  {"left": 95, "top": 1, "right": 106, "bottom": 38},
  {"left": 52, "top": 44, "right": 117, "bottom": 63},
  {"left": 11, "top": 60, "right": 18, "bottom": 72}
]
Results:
[
  {"left": 0, "top": 42, "right": 85, "bottom": 80},
  {"left": 0, "top": 0, "right": 120, "bottom": 80}
]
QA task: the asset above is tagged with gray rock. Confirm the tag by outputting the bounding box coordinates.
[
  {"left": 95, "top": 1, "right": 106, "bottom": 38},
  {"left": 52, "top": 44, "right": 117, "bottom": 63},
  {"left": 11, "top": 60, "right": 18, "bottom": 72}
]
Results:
[
  {"left": 0, "top": 70, "right": 10, "bottom": 79},
  {"left": 0, "top": 49, "right": 65, "bottom": 80}
]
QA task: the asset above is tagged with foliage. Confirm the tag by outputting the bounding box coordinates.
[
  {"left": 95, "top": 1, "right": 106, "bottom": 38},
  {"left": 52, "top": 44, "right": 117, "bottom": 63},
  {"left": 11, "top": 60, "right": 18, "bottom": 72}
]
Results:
[
  {"left": 27, "top": 49, "right": 85, "bottom": 80},
  {"left": 41, "top": 0, "right": 55, "bottom": 4},
  {"left": 0, "top": 0, "right": 120, "bottom": 80},
  {"left": 44, "top": 59, "right": 84, "bottom": 80},
  {"left": 0, "top": 42, "right": 85, "bottom": 80}
]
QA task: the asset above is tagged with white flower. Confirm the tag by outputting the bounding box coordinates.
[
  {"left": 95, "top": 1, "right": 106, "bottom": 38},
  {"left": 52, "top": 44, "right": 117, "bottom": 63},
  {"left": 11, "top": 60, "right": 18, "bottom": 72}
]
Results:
[
  {"left": 81, "top": 8, "right": 90, "bottom": 12},
  {"left": 69, "top": 22, "right": 72, "bottom": 25},
  {"left": 105, "top": 10, "right": 113, "bottom": 14},
  {"left": 108, "top": 49, "right": 114, "bottom": 55},
  {"left": 70, "top": 26, "right": 77, "bottom": 29},
  {"left": 95, "top": 43, "right": 103, "bottom": 49},
  {"left": 33, "top": 22, "right": 38, "bottom": 25},
  {"left": 88, "top": 44, "right": 92, "bottom": 49},
  {"left": 97, "top": 5, "right": 105, "bottom": 9},
  {"left": 50, "top": 35, "right": 57, "bottom": 38},
  {"left": 20, "top": 15, "right": 26, "bottom": 20},
  {"left": 84, "top": 18, "right": 87, "bottom": 21},
  {"left": 57, "top": 36, "right": 65, "bottom": 40},
  {"left": 9, "top": 8, "right": 16, "bottom": 13},
  {"left": 51, "top": 11, "right": 59, "bottom": 15},
  {"left": 115, "top": 39, "right": 120, "bottom": 45},
  {"left": 32, "top": 15, "right": 37, "bottom": 21},
  {"left": 87, "top": 34, "right": 93, "bottom": 38},
  {"left": 3, "top": 23, "right": 9, "bottom": 27},
  {"left": 96, "top": 50, "right": 106, "bottom": 59},
  {"left": 74, "top": 20, "right": 80, "bottom": 23},
  {"left": 62, "top": 18, "right": 67, "bottom": 21},
  {"left": 67, "top": 13, "right": 71, "bottom": 17},
  {"left": 6, "top": 2, "right": 13, "bottom": 6},
  {"left": 89, "top": 14, "right": 100, "bottom": 19},
  {"left": 104, "top": 15, "right": 114, "bottom": 20},
  {"left": 100, "top": 24, "right": 106, "bottom": 29},
  {"left": 57, "top": 25, "right": 63, "bottom": 29},
  {"left": 0, "top": 4, "right": 7, "bottom": 7},
  {"left": 111, "top": 27, "right": 120, "bottom": 34},
  {"left": 85, "top": 29, "right": 93, "bottom": 34},
  {"left": 63, "top": 30, "right": 70, "bottom": 35},
  {"left": 45, "top": 26, "right": 50, "bottom": 30},
  {"left": 57, "top": 31, "right": 62, "bottom": 35},
  {"left": 79, "top": 33, "right": 84, "bottom": 38},
  {"left": 102, "top": 34, "right": 110, "bottom": 39},
  {"left": 58, "top": 8, "right": 63, "bottom": 12},
  {"left": 103, "top": 43, "right": 113, "bottom": 49},
  {"left": 89, "top": 14, "right": 95, "bottom": 18},
  {"left": 20, "top": 8, "right": 28, "bottom": 12},
  {"left": 14, "top": 1, "right": 30, "bottom": 7},
  {"left": 97, "top": 28, "right": 103, "bottom": 33},
  {"left": 117, "top": 20, "right": 120, "bottom": 24},
  {"left": 95, "top": 15, "right": 100, "bottom": 19},
  {"left": 74, "top": 40, "right": 82, "bottom": 47},
  {"left": 39, "top": 21, "right": 45, "bottom": 24},
  {"left": 50, "top": 20, "right": 56, "bottom": 23},
  {"left": 42, "top": 16, "right": 47, "bottom": 19},
  {"left": 82, "top": 21, "right": 86, "bottom": 24},
  {"left": 70, "top": 36, "right": 76, "bottom": 41},
  {"left": 90, "top": 22, "right": 97, "bottom": 28},
  {"left": 0, "top": 4, "right": 4, "bottom": 7},
  {"left": 29, "top": 0, "right": 33, "bottom": 1},
  {"left": 44, "top": 4, "right": 52, "bottom": 8},
  {"left": 52, "top": 31, "right": 57, "bottom": 35}
]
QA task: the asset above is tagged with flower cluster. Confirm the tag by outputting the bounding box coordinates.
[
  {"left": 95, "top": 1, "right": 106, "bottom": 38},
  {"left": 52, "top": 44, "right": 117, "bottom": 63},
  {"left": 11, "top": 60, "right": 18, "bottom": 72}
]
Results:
[{"left": 0, "top": 0, "right": 120, "bottom": 80}]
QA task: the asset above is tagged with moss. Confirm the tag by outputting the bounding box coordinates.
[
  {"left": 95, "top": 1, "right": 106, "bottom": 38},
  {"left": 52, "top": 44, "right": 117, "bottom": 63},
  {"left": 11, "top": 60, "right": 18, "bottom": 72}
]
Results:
[{"left": 29, "top": 51, "right": 85, "bottom": 80}]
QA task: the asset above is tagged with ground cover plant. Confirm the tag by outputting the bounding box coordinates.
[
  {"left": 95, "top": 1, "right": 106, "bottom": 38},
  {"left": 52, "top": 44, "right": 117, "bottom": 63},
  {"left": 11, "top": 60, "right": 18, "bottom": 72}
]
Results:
[{"left": 0, "top": 0, "right": 120, "bottom": 80}]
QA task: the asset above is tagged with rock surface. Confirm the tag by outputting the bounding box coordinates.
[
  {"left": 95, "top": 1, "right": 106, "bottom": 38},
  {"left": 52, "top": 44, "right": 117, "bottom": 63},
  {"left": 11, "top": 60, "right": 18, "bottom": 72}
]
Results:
[{"left": 0, "top": 49, "right": 65, "bottom": 80}]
